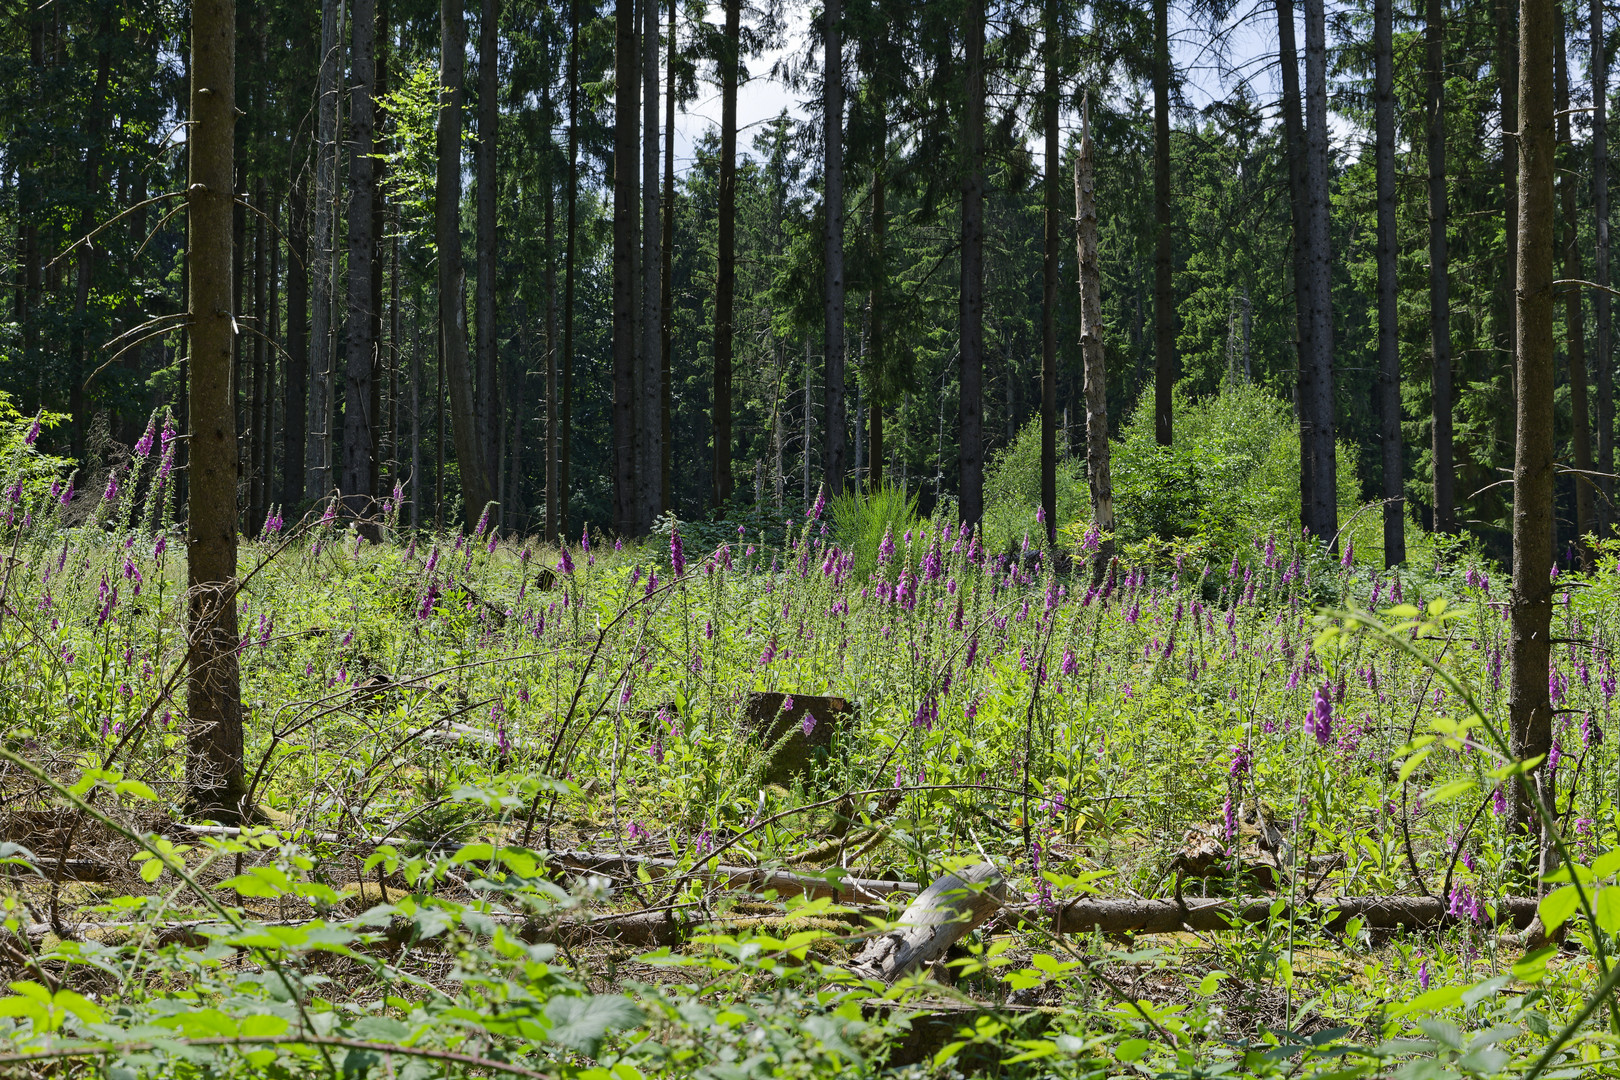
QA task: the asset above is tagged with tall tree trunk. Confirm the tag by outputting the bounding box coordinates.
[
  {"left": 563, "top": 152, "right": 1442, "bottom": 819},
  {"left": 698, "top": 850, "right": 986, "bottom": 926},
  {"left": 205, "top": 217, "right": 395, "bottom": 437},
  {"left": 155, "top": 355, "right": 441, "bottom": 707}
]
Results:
[
  {"left": 1302, "top": 0, "right": 1336, "bottom": 543},
  {"left": 1559, "top": 21, "right": 1596, "bottom": 563},
  {"left": 309, "top": 0, "right": 342, "bottom": 498},
  {"left": 343, "top": 0, "right": 378, "bottom": 518},
  {"left": 869, "top": 130, "right": 886, "bottom": 494},
  {"left": 187, "top": 0, "right": 247, "bottom": 819},
  {"left": 411, "top": 292, "right": 422, "bottom": 528},
  {"left": 1426, "top": 0, "right": 1454, "bottom": 533},
  {"left": 545, "top": 173, "right": 558, "bottom": 541},
  {"left": 285, "top": 165, "right": 308, "bottom": 508},
  {"left": 1039, "top": 0, "right": 1058, "bottom": 545},
  {"left": 1151, "top": 0, "right": 1173, "bottom": 448},
  {"left": 641, "top": 0, "right": 662, "bottom": 527},
  {"left": 561, "top": 0, "right": 579, "bottom": 537},
  {"left": 266, "top": 192, "right": 281, "bottom": 510},
  {"left": 1375, "top": 0, "right": 1403, "bottom": 566},
  {"left": 661, "top": 0, "right": 675, "bottom": 512},
  {"left": 372, "top": 12, "right": 390, "bottom": 501},
  {"left": 713, "top": 0, "right": 738, "bottom": 509},
  {"left": 1076, "top": 101, "right": 1114, "bottom": 570},
  {"left": 1499, "top": 0, "right": 1519, "bottom": 439},
  {"left": 70, "top": 39, "right": 111, "bottom": 464},
  {"left": 959, "top": 0, "right": 985, "bottom": 527},
  {"left": 250, "top": 176, "right": 268, "bottom": 532},
  {"left": 438, "top": 0, "right": 490, "bottom": 530},
  {"left": 476, "top": 0, "right": 499, "bottom": 487},
  {"left": 1276, "top": 0, "right": 1312, "bottom": 526},
  {"left": 1595, "top": 0, "right": 1613, "bottom": 530},
  {"left": 613, "top": 0, "right": 638, "bottom": 533},
  {"left": 1509, "top": 0, "right": 1555, "bottom": 863},
  {"left": 823, "top": 0, "right": 846, "bottom": 498}
]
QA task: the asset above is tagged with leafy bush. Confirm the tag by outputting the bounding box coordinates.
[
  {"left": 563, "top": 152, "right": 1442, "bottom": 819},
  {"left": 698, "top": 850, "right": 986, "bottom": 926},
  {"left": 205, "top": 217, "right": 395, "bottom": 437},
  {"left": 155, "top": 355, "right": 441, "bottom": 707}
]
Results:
[
  {"left": 981, "top": 417, "right": 1089, "bottom": 553},
  {"left": 1111, "top": 383, "right": 1358, "bottom": 556}
]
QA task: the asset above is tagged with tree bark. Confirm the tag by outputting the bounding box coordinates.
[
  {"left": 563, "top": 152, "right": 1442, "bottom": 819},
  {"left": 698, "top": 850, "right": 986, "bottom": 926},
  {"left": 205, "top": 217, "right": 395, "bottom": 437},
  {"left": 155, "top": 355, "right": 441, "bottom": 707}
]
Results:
[
  {"left": 1151, "top": 0, "right": 1173, "bottom": 448},
  {"left": 823, "top": 0, "right": 846, "bottom": 499},
  {"left": 660, "top": 0, "right": 676, "bottom": 513},
  {"left": 250, "top": 176, "right": 268, "bottom": 532},
  {"left": 187, "top": 0, "right": 248, "bottom": 819},
  {"left": 1426, "top": 0, "right": 1454, "bottom": 533},
  {"left": 309, "top": 0, "right": 342, "bottom": 499},
  {"left": 1499, "top": 0, "right": 1519, "bottom": 437},
  {"left": 959, "top": 0, "right": 985, "bottom": 527},
  {"left": 1076, "top": 102, "right": 1114, "bottom": 570},
  {"left": 713, "top": 0, "right": 738, "bottom": 510},
  {"left": 343, "top": 0, "right": 379, "bottom": 518},
  {"left": 1595, "top": 0, "right": 1613, "bottom": 530},
  {"left": 869, "top": 137, "right": 886, "bottom": 494},
  {"left": 1510, "top": 0, "right": 1555, "bottom": 859},
  {"left": 284, "top": 165, "right": 308, "bottom": 509},
  {"left": 641, "top": 0, "right": 662, "bottom": 528},
  {"left": 1558, "top": 21, "right": 1595, "bottom": 563},
  {"left": 1039, "top": 0, "right": 1059, "bottom": 546},
  {"left": 476, "top": 0, "right": 500, "bottom": 493},
  {"left": 1302, "top": 0, "right": 1336, "bottom": 543},
  {"left": 613, "top": 0, "right": 638, "bottom": 533},
  {"left": 1375, "top": 0, "right": 1402, "bottom": 566},
  {"left": 438, "top": 0, "right": 491, "bottom": 531},
  {"left": 545, "top": 137, "right": 560, "bottom": 544},
  {"left": 1276, "top": 0, "right": 1312, "bottom": 527},
  {"left": 561, "top": 0, "right": 579, "bottom": 537}
]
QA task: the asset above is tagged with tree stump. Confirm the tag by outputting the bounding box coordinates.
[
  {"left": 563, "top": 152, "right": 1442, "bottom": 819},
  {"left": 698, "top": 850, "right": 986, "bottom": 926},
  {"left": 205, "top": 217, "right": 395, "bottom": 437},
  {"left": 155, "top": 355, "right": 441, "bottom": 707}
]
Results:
[
  {"left": 849, "top": 861, "right": 1005, "bottom": 984},
  {"left": 740, "top": 692, "right": 857, "bottom": 787}
]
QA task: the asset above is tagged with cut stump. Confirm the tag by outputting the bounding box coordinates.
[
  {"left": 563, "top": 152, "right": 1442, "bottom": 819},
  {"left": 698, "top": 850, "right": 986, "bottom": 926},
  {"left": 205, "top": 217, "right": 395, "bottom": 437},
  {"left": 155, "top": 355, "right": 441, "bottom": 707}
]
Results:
[{"left": 741, "top": 692, "right": 857, "bottom": 787}]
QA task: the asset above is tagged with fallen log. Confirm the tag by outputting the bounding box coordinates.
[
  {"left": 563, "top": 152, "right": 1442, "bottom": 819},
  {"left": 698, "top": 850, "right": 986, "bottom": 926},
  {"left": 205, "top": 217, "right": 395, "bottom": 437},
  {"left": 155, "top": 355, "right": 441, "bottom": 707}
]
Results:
[
  {"left": 850, "top": 862, "right": 1006, "bottom": 984},
  {"left": 1045, "top": 894, "right": 1542, "bottom": 936},
  {"left": 550, "top": 850, "right": 920, "bottom": 903}
]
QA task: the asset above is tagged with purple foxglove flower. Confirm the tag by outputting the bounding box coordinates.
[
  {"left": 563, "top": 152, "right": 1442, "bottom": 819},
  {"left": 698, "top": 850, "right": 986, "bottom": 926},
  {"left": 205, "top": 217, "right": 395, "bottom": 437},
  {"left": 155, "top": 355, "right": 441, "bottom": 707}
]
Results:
[
  {"left": 558, "top": 546, "right": 575, "bottom": 574},
  {"left": 670, "top": 525, "right": 686, "bottom": 577},
  {"left": 24, "top": 414, "right": 41, "bottom": 446}
]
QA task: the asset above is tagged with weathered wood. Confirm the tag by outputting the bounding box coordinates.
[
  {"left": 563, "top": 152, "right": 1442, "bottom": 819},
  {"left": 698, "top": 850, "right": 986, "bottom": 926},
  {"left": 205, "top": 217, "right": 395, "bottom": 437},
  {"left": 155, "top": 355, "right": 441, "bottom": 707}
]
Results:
[
  {"left": 1046, "top": 894, "right": 1540, "bottom": 937},
  {"left": 552, "top": 850, "right": 918, "bottom": 903},
  {"left": 740, "top": 691, "right": 857, "bottom": 787},
  {"left": 850, "top": 862, "right": 1005, "bottom": 984}
]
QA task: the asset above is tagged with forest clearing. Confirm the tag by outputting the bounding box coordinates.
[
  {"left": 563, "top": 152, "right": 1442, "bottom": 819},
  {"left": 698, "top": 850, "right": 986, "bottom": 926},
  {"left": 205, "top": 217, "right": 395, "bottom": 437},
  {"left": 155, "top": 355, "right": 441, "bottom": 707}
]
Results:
[{"left": 5, "top": 0, "right": 1620, "bottom": 1064}]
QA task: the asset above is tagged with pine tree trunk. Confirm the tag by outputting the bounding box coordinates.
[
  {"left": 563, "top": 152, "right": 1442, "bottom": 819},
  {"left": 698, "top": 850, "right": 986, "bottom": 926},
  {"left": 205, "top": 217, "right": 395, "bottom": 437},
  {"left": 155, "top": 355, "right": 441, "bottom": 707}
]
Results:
[
  {"left": 266, "top": 192, "right": 281, "bottom": 509},
  {"left": 641, "top": 0, "right": 662, "bottom": 528},
  {"left": 309, "top": 0, "right": 341, "bottom": 499},
  {"left": 343, "top": 0, "right": 378, "bottom": 519},
  {"left": 1302, "top": 0, "right": 1336, "bottom": 543},
  {"left": 545, "top": 138, "right": 560, "bottom": 543},
  {"left": 1594, "top": 0, "right": 1613, "bottom": 530},
  {"left": 713, "top": 0, "right": 738, "bottom": 510},
  {"left": 476, "top": 0, "right": 499, "bottom": 490},
  {"left": 438, "top": 0, "right": 490, "bottom": 530},
  {"left": 1510, "top": 0, "right": 1555, "bottom": 866},
  {"left": 613, "top": 0, "right": 638, "bottom": 532},
  {"left": 1374, "top": 0, "right": 1403, "bottom": 566},
  {"left": 1499, "top": 0, "right": 1519, "bottom": 434},
  {"left": 1276, "top": 0, "right": 1312, "bottom": 529},
  {"left": 1151, "top": 0, "right": 1173, "bottom": 448},
  {"left": 250, "top": 176, "right": 267, "bottom": 533},
  {"left": 1075, "top": 104, "right": 1114, "bottom": 566},
  {"left": 284, "top": 163, "right": 309, "bottom": 508},
  {"left": 1039, "top": 0, "right": 1058, "bottom": 546},
  {"left": 1558, "top": 22, "right": 1596, "bottom": 563},
  {"left": 561, "top": 0, "right": 579, "bottom": 537},
  {"left": 187, "top": 0, "right": 248, "bottom": 819},
  {"left": 869, "top": 139, "right": 885, "bottom": 494},
  {"left": 823, "top": 0, "right": 846, "bottom": 498},
  {"left": 660, "top": 0, "right": 675, "bottom": 512},
  {"left": 1426, "top": 0, "right": 1454, "bottom": 533},
  {"left": 958, "top": 0, "right": 985, "bottom": 527},
  {"left": 411, "top": 296, "right": 422, "bottom": 529}
]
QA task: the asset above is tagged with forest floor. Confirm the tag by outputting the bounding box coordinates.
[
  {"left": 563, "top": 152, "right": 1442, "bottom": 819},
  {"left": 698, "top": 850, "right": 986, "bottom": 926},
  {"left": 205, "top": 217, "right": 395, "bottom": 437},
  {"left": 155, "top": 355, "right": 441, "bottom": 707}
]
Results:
[{"left": 1, "top": 503, "right": 1617, "bottom": 1078}]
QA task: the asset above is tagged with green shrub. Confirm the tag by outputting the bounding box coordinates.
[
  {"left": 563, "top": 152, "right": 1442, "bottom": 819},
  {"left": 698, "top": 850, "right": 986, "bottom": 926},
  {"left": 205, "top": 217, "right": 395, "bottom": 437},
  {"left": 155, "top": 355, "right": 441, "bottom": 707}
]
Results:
[
  {"left": 981, "top": 417, "right": 1089, "bottom": 553},
  {"left": 1111, "top": 383, "right": 1358, "bottom": 556}
]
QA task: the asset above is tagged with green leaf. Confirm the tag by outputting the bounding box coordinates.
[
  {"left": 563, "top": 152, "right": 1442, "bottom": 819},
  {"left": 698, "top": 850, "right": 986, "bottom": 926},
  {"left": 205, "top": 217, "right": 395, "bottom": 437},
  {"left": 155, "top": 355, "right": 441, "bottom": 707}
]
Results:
[
  {"left": 1595, "top": 887, "right": 1620, "bottom": 935},
  {"left": 1421, "top": 779, "right": 1475, "bottom": 806},
  {"left": 1511, "top": 946, "right": 1556, "bottom": 983},
  {"left": 1397, "top": 749, "right": 1432, "bottom": 784},
  {"left": 1538, "top": 885, "right": 1580, "bottom": 933},
  {"left": 1116, "top": 1038, "right": 1152, "bottom": 1062},
  {"left": 544, "top": 994, "right": 644, "bottom": 1054},
  {"left": 1592, "top": 849, "right": 1620, "bottom": 879}
]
